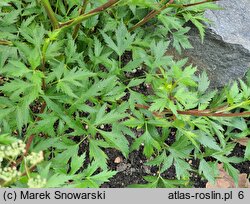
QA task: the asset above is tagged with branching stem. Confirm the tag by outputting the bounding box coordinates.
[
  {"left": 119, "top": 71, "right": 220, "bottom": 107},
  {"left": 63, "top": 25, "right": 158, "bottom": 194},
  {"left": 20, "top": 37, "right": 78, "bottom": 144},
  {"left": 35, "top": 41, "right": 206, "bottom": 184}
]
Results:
[{"left": 129, "top": 0, "right": 220, "bottom": 32}]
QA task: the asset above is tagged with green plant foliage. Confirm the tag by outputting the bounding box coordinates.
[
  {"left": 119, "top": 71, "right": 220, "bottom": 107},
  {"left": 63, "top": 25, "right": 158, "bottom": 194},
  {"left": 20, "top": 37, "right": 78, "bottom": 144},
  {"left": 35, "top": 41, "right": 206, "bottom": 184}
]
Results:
[{"left": 0, "top": 0, "right": 249, "bottom": 188}]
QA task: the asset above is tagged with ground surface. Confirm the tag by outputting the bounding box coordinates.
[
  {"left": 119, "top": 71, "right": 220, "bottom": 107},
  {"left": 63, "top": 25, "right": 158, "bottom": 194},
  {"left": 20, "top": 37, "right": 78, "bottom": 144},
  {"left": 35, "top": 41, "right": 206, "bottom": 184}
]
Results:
[{"left": 100, "top": 143, "right": 250, "bottom": 188}]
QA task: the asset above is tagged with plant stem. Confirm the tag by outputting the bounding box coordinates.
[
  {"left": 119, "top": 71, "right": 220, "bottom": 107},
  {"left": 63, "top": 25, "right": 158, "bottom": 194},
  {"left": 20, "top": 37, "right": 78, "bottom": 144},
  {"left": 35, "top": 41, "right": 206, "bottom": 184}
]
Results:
[
  {"left": 59, "top": 0, "right": 120, "bottom": 29},
  {"left": 168, "top": 0, "right": 219, "bottom": 9},
  {"left": 129, "top": 0, "right": 174, "bottom": 32},
  {"left": 182, "top": 0, "right": 220, "bottom": 8},
  {"left": 87, "top": 0, "right": 120, "bottom": 14},
  {"left": 129, "top": 0, "right": 220, "bottom": 32},
  {"left": 72, "top": 0, "right": 89, "bottom": 39},
  {"left": 218, "top": 100, "right": 250, "bottom": 113},
  {"left": 42, "top": 0, "right": 59, "bottom": 30},
  {"left": 0, "top": 40, "right": 13, "bottom": 46},
  {"left": 135, "top": 104, "right": 250, "bottom": 118}
]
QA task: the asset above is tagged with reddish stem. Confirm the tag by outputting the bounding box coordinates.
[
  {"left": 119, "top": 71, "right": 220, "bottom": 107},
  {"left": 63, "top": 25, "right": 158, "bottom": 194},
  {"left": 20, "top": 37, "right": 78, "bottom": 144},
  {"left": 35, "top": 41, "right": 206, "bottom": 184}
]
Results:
[
  {"left": 59, "top": 0, "right": 120, "bottom": 28},
  {"left": 135, "top": 104, "right": 250, "bottom": 118},
  {"left": 183, "top": 0, "right": 220, "bottom": 7},
  {"left": 129, "top": 0, "right": 220, "bottom": 32}
]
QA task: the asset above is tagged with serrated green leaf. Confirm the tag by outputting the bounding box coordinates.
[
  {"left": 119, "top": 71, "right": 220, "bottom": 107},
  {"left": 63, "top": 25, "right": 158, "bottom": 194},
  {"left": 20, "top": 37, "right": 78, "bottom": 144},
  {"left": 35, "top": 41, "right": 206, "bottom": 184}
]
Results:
[
  {"left": 147, "top": 119, "right": 171, "bottom": 128},
  {"left": 174, "top": 158, "right": 191, "bottom": 179},
  {"left": 127, "top": 78, "right": 145, "bottom": 87},
  {"left": 198, "top": 72, "right": 210, "bottom": 93},
  {"left": 149, "top": 98, "right": 167, "bottom": 112},
  {"left": 199, "top": 159, "right": 216, "bottom": 184},
  {"left": 0, "top": 133, "right": 18, "bottom": 145},
  {"left": 89, "top": 170, "right": 117, "bottom": 184},
  {"left": 43, "top": 96, "right": 85, "bottom": 135},
  {"left": 245, "top": 140, "right": 250, "bottom": 160},
  {"left": 123, "top": 117, "right": 144, "bottom": 128},
  {"left": 98, "top": 130, "right": 129, "bottom": 158},
  {"left": 160, "top": 177, "right": 187, "bottom": 188},
  {"left": 161, "top": 154, "right": 174, "bottom": 173},
  {"left": 208, "top": 120, "right": 226, "bottom": 148},
  {"left": 181, "top": 130, "right": 199, "bottom": 149},
  {"left": 196, "top": 131, "right": 221, "bottom": 151},
  {"left": 101, "top": 23, "right": 134, "bottom": 56},
  {"left": 89, "top": 139, "right": 109, "bottom": 170},
  {"left": 3, "top": 60, "right": 31, "bottom": 77},
  {"left": 172, "top": 27, "right": 193, "bottom": 53},
  {"left": 52, "top": 145, "right": 78, "bottom": 166},
  {"left": 70, "top": 153, "right": 86, "bottom": 175},
  {"left": 45, "top": 174, "right": 73, "bottom": 188},
  {"left": 131, "top": 130, "right": 161, "bottom": 158},
  {"left": 94, "top": 104, "right": 127, "bottom": 126},
  {"left": 122, "top": 58, "right": 143, "bottom": 72},
  {"left": 223, "top": 162, "right": 239, "bottom": 186},
  {"left": 33, "top": 137, "right": 60, "bottom": 152}
]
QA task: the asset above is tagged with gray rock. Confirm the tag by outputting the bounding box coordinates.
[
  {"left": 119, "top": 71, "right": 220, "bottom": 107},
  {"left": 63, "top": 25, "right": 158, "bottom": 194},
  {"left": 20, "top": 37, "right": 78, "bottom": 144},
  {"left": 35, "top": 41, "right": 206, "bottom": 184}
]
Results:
[
  {"left": 205, "top": 0, "right": 250, "bottom": 51},
  {"left": 184, "top": 28, "right": 250, "bottom": 88},
  {"left": 172, "top": 0, "right": 250, "bottom": 88}
]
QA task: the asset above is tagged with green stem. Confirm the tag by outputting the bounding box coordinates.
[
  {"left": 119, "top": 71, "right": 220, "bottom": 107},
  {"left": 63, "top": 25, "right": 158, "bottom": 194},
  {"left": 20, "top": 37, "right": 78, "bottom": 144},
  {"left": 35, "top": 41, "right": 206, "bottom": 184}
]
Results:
[
  {"left": 41, "top": 0, "right": 59, "bottom": 30},
  {"left": 60, "top": 12, "right": 97, "bottom": 30},
  {"left": 218, "top": 100, "right": 250, "bottom": 113},
  {"left": 0, "top": 40, "right": 13, "bottom": 46}
]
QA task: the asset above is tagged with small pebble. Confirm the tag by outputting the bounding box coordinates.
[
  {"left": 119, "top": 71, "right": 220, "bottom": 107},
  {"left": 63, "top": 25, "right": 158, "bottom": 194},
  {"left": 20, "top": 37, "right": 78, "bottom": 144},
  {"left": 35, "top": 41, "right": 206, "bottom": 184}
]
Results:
[{"left": 114, "top": 156, "right": 123, "bottom": 164}]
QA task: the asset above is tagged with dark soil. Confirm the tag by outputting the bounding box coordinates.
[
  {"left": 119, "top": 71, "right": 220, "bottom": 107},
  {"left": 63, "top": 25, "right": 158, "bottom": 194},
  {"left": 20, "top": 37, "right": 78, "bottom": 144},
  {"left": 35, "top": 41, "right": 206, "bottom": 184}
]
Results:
[
  {"left": 231, "top": 144, "right": 250, "bottom": 175},
  {"left": 101, "top": 148, "right": 148, "bottom": 188},
  {"left": 100, "top": 139, "right": 250, "bottom": 188}
]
